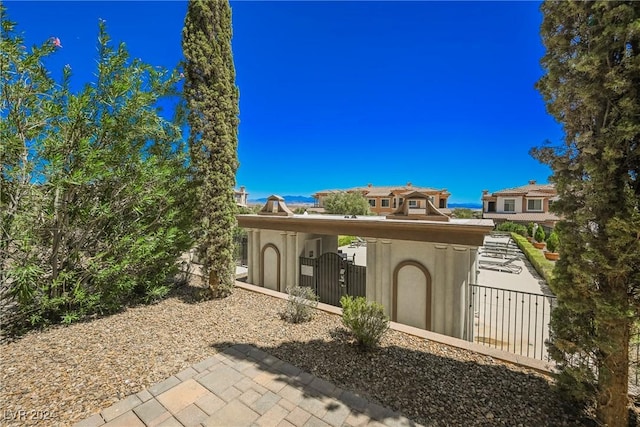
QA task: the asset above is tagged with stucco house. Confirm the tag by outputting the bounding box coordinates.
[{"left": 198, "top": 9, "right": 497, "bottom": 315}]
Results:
[
  {"left": 235, "top": 186, "right": 249, "bottom": 207},
  {"left": 481, "top": 180, "right": 559, "bottom": 228},
  {"left": 313, "top": 183, "right": 451, "bottom": 216}
]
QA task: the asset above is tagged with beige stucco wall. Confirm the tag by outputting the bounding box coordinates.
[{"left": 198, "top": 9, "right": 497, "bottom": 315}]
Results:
[
  {"left": 245, "top": 229, "right": 338, "bottom": 292},
  {"left": 365, "top": 238, "right": 477, "bottom": 340}
]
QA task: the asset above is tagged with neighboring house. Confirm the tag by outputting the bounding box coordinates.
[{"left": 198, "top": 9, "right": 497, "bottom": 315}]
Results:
[
  {"left": 481, "top": 180, "right": 559, "bottom": 228},
  {"left": 235, "top": 186, "right": 249, "bottom": 207},
  {"left": 312, "top": 183, "right": 451, "bottom": 216}
]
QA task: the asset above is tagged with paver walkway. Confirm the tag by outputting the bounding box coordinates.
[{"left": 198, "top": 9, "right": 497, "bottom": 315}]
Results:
[{"left": 74, "top": 344, "right": 420, "bottom": 427}]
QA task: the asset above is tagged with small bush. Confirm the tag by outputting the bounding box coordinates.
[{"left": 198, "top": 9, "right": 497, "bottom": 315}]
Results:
[
  {"left": 338, "top": 235, "right": 356, "bottom": 247},
  {"left": 496, "top": 221, "right": 528, "bottom": 237},
  {"left": 340, "top": 295, "right": 389, "bottom": 350},
  {"left": 527, "top": 222, "right": 535, "bottom": 238},
  {"left": 535, "top": 226, "right": 546, "bottom": 243},
  {"left": 281, "top": 286, "right": 318, "bottom": 323},
  {"left": 546, "top": 231, "right": 559, "bottom": 253}
]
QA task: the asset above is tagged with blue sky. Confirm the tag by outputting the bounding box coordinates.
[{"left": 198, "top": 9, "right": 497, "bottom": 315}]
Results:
[{"left": 4, "top": 1, "right": 563, "bottom": 204}]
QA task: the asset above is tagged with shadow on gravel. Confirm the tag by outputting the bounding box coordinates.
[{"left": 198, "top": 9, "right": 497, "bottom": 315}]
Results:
[{"left": 210, "top": 336, "right": 596, "bottom": 427}]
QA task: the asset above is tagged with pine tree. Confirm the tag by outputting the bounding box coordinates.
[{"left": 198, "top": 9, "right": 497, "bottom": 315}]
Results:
[
  {"left": 182, "top": 0, "right": 240, "bottom": 297},
  {"left": 533, "top": 2, "right": 640, "bottom": 425}
]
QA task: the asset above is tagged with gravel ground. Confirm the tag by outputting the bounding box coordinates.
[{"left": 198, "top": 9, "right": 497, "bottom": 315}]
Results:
[{"left": 1, "top": 284, "right": 597, "bottom": 426}]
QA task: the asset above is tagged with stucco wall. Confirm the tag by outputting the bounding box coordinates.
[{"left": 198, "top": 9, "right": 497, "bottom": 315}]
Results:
[
  {"left": 246, "top": 229, "right": 338, "bottom": 292},
  {"left": 365, "top": 238, "right": 477, "bottom": 340}
]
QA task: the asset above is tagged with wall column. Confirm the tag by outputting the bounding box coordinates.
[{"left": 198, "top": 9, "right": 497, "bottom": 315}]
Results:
[
  {"left": 246, "top": 229, "right": 254, "bottom": 284},
  {"left": 433, "top": 244, "right": 448, "bottom": 335},
  {"left": 452, "top": 246, "right": 470, "bottom": 339},
  {"left": 251, "top": 229, "right": 261, "bottom": 286},
  {"left": 380, "top": 239, "right": 392, "bottom": 312},
  {"left": 365, "top": 238, "right": 377, "bottom": 302},
  {"left": 280, "top": 232, "right": 288, "bottom": 292},
  {"left": 288, "top": 232, "right": 298, "bottom": 287}
]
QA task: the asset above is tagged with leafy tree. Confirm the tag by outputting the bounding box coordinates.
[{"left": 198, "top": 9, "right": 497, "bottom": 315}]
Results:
[
  {"left": 182, "top": 0, "right": 240, "bottom": 298},
  {"left": 533, "top": 2, "right": 640, "bottom": 424},
  {"left": 0, "top": 10, "right": 193, "bottom": 331},
  {"left": 323, "top": 191, "right": 371, "bottom": 216}
]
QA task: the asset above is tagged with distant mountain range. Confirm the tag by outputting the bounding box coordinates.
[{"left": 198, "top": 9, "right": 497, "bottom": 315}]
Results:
[
  {"left": 249, "top": 196, "right": 481, "bottom": 209},
  {"left": 448, "top": 202, "right": 482, "bottom": 209},
  {"left": 249, "top": 195, "right": 315, "bottom": 204}
]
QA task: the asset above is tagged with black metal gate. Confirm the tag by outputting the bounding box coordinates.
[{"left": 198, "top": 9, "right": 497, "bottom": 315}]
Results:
[{"left": 299, "top": 253, "right": 366, "bottom": 306}]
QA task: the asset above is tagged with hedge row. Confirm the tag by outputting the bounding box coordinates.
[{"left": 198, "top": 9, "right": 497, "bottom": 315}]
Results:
[{"left": 510, "top": 233, "right": 555, "bottom": 282}]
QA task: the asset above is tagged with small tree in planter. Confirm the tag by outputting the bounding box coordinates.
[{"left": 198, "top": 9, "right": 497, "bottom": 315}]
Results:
[
  {"left": 527, "top": 222, "right": 535, "bottom": 242},
  {"left": 533, "top": 226, "right": 546, "bottom": 249},
  {"left": 545, "top": 231, "right": 560, "bottom": 260}
]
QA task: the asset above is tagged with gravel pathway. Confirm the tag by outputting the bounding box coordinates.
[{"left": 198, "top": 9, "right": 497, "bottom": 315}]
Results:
[{"left": 1, "top": 285, "right": 593, "bottom": 426}]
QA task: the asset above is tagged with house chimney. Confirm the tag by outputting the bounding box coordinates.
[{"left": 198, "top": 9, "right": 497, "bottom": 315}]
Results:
[
  {"left": 240, "top": 186, "right": 245, "bottom": 192},
  {"left": 529, "top": 180, "right": 536, "bottom": 185},
  {"left": 482, "top": 190, "right": 489, "bottom": 195},
  {"left": 407, "top": 182, "right": 412, "bottom": 187},
  {"left": 367, "top": 183, "right": 372, "bottom": 187}
]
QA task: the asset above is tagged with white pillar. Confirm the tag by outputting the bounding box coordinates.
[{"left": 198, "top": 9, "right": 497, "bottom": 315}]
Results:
[
  {"left": 380, "top": 239, "right": 392, "bottom": 312},
  {"left": 280, "top": 232, "right": 288, "bottom": 292},
  {"left": 288, "top": 232, "right": 298, "bottom": 287},
  {"left": 453, "top": 246, "right": 470, "bottom": 339},
  {"left": 252, "top": 229, "right": 261, "bottom": 286},
  {"left": 246, "top": 229, "right": 254, "bottom": 284},
  {"left": 365, "top": 238, "right": 377, "bottom": 302},
  {"left": 433, "top": 244, "right": 448, "bottom": 335}
]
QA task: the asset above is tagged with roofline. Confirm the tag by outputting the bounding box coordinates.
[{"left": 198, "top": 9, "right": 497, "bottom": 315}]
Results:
[{"left": 237, "top": 215, "right": 494, "bottom": 246}]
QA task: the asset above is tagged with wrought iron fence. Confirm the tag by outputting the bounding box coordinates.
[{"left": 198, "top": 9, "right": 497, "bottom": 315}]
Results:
[
  {"left": 469, "top": 284, "right": 556, "bottom": 360},
  {"left": 469, "top": 284, "right": 639, "bottom": 388}
]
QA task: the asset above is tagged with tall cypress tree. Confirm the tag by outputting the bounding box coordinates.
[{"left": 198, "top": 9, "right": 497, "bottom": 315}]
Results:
[
  {"left": 182, "top": 0, "right": 239, "bottom": 297},
  {"left": 533, "top": 2, "right": 640, "bottom": 425}
]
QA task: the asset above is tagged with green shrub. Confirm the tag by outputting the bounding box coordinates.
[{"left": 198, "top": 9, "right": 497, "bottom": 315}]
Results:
[
  {"left": 281, "top": 286, "right": 319, "bottom": 324},
  {"left": 340, "top": 295, "right": 389, "bottom": 350},
  {"left": 527, "top": 222, "right": 535, "bottom": 238},
  {"left": 510, "top": 233, "right": 555, "bottom": 281},
  {"left": 546, "top": 231, "right": 559, "bottom": 253},
  {"left": 496, "top": 221, "right": 528, "bottom": 237},
  {"left": 535, "top": 226, "right": 546, "bottom": 243},
  {"left": 338, "top": 235, "right": 356, "bottom": 247}
]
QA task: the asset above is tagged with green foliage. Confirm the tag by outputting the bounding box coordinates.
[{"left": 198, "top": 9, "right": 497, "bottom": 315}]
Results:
[
  {"left": 338, "top": 235, "right": 356, "bottom": 247},
  {"left": 340, "top": 295, "right": 389, "bottom": 350},
  {"left": 281, "top": 286, "right": 319, "bottom": 324},
  {"left": 183, "top": 0, "right": 239, "bottom": 298},
  {"left": 510, "top": 233, "right": 555, "bottom": 282},
  {"left": 527, "top": 222, "right": 535, "bottom": 238},
  {"left": 496, "top": 221, "right": 528, "bottom": 237},
  {"left": 0, "top": 10, "right": 194, "bottom": 333},
  {"left": 534, "top": 226, "right": 546, "bottom": 243},
  {"left": 323, "top": 192, "right": 371, "bottom": 216},
  {"left": 546, "top": 231, "right": 559, "bottom": 253},
  {"left": 533, "top": 2, "right": 640, "bottom": 423}
]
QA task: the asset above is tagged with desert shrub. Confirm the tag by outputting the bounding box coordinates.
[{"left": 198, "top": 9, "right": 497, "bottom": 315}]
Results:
[
  {"left": 546, "top": 231, "right": 559, "bottom": 253},
  {"left": 535, "top": 226, "right": 546, "bottom": 243},
  {"left": 281, "top": 286, "right": 318, "bottom": 323},
  {"left": 340, "top": 295, "right": 389, "bottom": 350}
]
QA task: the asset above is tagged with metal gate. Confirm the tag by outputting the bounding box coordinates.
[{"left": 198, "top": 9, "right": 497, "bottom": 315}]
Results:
[{"left": 299, "top": 253, "right": 366, "bottom": 306}]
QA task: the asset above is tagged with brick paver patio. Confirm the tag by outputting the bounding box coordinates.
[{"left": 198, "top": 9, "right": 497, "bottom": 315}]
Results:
[{"left": 73, "top": 344, "right": 420, "bottom": 427}]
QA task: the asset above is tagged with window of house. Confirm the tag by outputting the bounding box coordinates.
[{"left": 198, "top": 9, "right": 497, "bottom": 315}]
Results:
[
  {"left": 393, "top": 198, "right": 397, "bottom": 209},
  {"left": 381, "top": 199, "right": 390, "bottom": 208},
  {"left": 487, "top": 201, "right": 496, "bottom": 212},
  {"left": 527, "top": 199, "right": 542, "bottom": 211},
  {"left": 408, "top": 200, "right": 419, "bottom": 208},
  {"left": 504, "top": 199, "right": 515, "bottom": 212},
  {"left": 439, "top": 199, "right": 446, "bottom": 209},
  {"left": 368, "top": 199, "right": 376, "bottom": 207}
]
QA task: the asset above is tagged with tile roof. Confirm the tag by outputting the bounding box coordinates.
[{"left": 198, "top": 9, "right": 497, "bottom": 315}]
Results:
[
  {"left": 314, "top": 185, "right": 448, "bottom": 197},
  {"left": 482, "top": 212, "right": 560, "bottom": 222},
  {"left": 492, "top": 183, "right": 555, "bottom": 196}
]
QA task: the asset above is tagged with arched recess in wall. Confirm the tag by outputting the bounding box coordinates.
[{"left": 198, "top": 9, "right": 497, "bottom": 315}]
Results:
[
  {"left": 260, "top": 243, "right": 281, "bottom": 291},
  {"left": 392, "top": 260, "right": 432, "bottom": 330}
]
